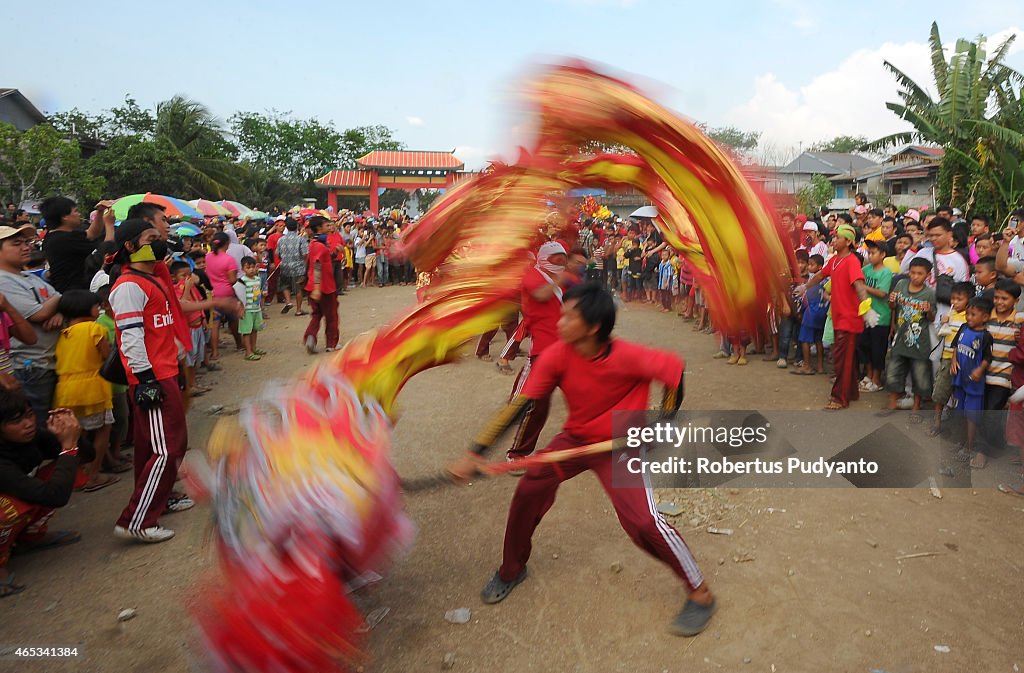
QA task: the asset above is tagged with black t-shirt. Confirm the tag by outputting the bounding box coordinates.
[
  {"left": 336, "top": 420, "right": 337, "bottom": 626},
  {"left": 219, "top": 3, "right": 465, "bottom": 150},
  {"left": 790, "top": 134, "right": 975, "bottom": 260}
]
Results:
[
  {"left": 42, "top": 228, "right": 100, "bottom": 292},
  {"left": 625, "top": 248, "right": 643, "bottom": 273}
]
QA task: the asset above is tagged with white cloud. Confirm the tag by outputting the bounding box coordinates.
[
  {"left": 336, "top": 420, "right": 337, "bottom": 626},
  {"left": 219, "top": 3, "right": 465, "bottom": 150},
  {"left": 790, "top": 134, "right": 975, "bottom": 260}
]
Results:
[
  {"left": 989, "top": 26, "right": 1023, "bottom": 55},
  {"left": 725, "top": 27, "right": 1024, "bottom": 153},
  {"left": 406, "top": 115, "right": 425, "bottom": 127},
  {"left": 453, "top": 145, "right": 495, "bottom": 171},
  {"left": 725, "top": 40, "right": 936, "bottom": 151}
]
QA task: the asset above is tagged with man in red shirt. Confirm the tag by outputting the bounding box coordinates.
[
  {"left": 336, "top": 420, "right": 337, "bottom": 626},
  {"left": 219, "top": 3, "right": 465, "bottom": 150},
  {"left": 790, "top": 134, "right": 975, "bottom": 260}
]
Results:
[
  {"left": 448, "top": 283, "right": 714, "bottom": 636},
  {"left": 303, "top": 217, "right": 339, "bottom": 354},
  {"left": 798, "top": 224, "right": 871, "bottom": 409},
  {"left": 506, "top": 241, "right": 577, "bottom": 462}
]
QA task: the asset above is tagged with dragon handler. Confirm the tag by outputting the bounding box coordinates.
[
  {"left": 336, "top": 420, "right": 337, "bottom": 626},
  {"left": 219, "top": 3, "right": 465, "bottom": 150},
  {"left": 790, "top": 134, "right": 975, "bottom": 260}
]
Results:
[{"left": 447, "top": 282, "right": 715, "bottom": 636}]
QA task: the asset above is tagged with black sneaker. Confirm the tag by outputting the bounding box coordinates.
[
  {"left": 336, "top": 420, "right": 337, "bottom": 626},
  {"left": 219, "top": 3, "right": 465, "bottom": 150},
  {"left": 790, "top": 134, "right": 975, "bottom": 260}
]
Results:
[
  {"left": 481, "top": 568, "right": 528, "bottom": 604},
  {"left": 670, "top": 598, "right": 716, "bottom": 636}
]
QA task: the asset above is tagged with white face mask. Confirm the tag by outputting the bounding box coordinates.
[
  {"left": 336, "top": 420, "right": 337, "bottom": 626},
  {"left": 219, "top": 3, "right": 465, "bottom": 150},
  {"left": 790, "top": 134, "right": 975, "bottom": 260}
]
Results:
[{"left": 538, "top": 259, "right": 565, "bottom": 275}]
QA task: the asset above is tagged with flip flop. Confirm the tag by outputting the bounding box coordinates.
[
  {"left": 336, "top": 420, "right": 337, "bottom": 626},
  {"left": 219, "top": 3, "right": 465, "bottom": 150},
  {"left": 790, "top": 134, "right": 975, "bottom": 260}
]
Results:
[
  {"left": 245, "top": 353, "right": 262, "bottom": 361},
  {"left": 969, "top": 455, "right": 987, "bottom": 470},
  {"left": 997, "top": 483, "right": 1024, "bottom": 497},
  {"left": 908, "top": 413, "right": 924, "bottom": 424},
  {"left": 789, "top": 370, "right": 815, "bottom": 376},
  {"left": 12, "top": 530, "right": 81, "bottom": 555},
  {"left": 0, "top": 572, "right": 25, "bottom": 598},
  {"left": 101, "top": 459, "right": 133, "bottom": 474},
  {"left": 82, "top": 474, "right": 119, "bottom": 492},
  {"left": 823, "top": 401, "right": 846, "bottom": 411},
  {"left": 295, "top": 310, "right": 308, "bottom": 316},
  {"left": 496, "top": 362, "right": 514, "bottom": 375}
]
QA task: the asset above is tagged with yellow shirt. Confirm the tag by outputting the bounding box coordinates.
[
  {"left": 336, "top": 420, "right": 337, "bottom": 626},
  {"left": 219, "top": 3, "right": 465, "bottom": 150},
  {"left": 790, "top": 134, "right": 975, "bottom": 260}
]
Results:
[
  {"left": 53, "top": 321, "right": 112, "bottom": 417},
  {"left": 866, "top": 228, "right": 885, "bottom": 242}
]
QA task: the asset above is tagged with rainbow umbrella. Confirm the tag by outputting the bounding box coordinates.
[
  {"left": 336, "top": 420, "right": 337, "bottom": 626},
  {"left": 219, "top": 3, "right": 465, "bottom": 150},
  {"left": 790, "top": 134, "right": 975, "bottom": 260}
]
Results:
[
  {"left": 219, "top": 200, "right": 254, "bottom": 218},
  {"left": 190, "top": 199, "right": 232, "bottom": 217},
  {"left": 172, "top": 223, "right": 203, "bottom": 237},
  {"left": 113, "top": 193, "right": 204, "bottom": 221},
  {"left": 244, "top": 211, "right": 269, "bottom": 221}
]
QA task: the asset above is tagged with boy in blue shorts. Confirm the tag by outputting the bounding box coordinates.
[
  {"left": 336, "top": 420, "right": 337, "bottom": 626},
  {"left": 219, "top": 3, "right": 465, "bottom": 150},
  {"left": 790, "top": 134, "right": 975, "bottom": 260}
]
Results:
[
  {"left": 792, "top": 254, "right": 828, "bottom": 375},
  {"left": 951, "top": 295, "right": 994, "bottom": 461}
]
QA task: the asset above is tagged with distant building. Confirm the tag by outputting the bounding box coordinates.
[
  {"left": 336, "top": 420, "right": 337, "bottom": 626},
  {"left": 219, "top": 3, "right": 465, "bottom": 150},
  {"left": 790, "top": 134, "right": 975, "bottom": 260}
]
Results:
[
  {"left": 0, "top": 88, "right": 46, "bottom": 131},
  {"left": 768, "top": 152, "right": 879, "bottom": 196},
  {"left": 829, "top": 145, "right": 943, "bottom": 210}
]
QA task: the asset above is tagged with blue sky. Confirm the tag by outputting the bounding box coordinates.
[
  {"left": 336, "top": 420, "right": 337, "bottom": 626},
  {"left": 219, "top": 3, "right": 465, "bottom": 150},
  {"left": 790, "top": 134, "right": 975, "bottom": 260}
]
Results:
[{"left": 4, "top": 0, "right": 1023, "bottom": 169}]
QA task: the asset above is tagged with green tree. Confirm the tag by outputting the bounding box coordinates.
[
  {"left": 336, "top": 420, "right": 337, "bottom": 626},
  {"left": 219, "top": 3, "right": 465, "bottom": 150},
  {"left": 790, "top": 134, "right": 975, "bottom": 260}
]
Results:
[
  {"left": 415, "top": 188, "right": 442, "bottom": 212},
  {"left": 867, "top": 22, "right": 1024, "bottom": 219},
  {"left": 796, "top": 174, "right": 834, "bottom": 214},
  {"left": 86, "top": 135, "right": 191, "bottom": 198},
  {"left": 154, "top": 95, "right": 242, "bottom": 198},
  {"left": 0, "top": 122, "right": 104, "bottom": 204},
  {"left": 378, "top": 188, "right": 410, "bottom": 211},
  {"left": 810, "top": 135, "right": 869, "bottom": 153},
  {"left": 704, "top": 125, "right": 761, "bottom": 152}
]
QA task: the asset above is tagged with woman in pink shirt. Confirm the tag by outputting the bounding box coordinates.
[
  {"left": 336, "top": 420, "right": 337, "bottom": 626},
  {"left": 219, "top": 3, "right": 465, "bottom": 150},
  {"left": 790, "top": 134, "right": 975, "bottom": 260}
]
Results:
[{"left": 205, "top": 232, "right": 239, "bottom": 360}]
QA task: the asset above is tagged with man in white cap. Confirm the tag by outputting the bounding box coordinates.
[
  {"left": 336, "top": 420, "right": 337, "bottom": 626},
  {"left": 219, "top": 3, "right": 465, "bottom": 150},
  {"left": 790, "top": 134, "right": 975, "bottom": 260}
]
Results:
[
  {"left": 501, "top": 241, "right": 578, "bottom": 467},
  {"left": 800, "top": 221, "right": 828, "bottom": 259}
]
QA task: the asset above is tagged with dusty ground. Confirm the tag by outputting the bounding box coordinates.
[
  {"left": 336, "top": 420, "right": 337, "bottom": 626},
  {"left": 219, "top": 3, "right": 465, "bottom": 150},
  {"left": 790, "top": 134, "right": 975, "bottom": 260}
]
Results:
[{"left": 2, "top": 286, "right": 1023, "bottom": 673}]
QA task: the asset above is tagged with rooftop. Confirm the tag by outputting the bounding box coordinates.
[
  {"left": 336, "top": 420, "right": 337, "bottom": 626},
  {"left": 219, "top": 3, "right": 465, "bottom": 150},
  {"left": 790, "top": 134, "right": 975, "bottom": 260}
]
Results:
[{"left": 356, "top": 150, "right": 464, "bottom": 171}]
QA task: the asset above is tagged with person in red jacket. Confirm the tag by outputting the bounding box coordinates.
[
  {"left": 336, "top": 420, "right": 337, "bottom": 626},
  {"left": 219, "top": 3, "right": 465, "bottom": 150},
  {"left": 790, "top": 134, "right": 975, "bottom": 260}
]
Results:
[
  {"left": 448, "top": 283, "right": 714, "bottom": 636},
  {"left": 108, "top": 220, "right": 200, "bottom": 543},
  {"left": 504, "top": 241, "right": 578, "bottom": 463},
  {"left": 303, "top": 216, "right": 339, "bottom": 354}
]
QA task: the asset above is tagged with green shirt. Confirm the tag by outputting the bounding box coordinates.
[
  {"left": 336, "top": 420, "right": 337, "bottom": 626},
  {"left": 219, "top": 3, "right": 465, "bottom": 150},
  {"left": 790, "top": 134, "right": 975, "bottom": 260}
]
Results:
[
  {"left": 891, "top": 279, "right": 935, "bottom": 359},
  {"left": 862, "top": 263, "right": 893, "bottom": 327}
]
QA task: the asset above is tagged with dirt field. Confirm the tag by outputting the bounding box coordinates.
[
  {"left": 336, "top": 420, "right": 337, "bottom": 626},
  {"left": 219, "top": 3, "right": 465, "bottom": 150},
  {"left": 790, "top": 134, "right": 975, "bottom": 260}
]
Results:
[{"left": 3, "top": 285, "right": 1022, "bottom": 673}]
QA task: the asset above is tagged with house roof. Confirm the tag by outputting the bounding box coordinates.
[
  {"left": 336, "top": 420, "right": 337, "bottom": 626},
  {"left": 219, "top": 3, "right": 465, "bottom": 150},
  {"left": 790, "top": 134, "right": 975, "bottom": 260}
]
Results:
[
  {"left": 356, "top": 150, "right": 464, "bottom": 171},
  {"left": 778, "top": 152, "right": 878, "bottom": 176},
  {"left": 0, "top": 88, "right": 47, "bottom": 128},
  {"left": 314, "top": 170, "right": 372, "bottom": 188},
  {"left": 889, "top": 145, "right": 944, "bottom": 162}
]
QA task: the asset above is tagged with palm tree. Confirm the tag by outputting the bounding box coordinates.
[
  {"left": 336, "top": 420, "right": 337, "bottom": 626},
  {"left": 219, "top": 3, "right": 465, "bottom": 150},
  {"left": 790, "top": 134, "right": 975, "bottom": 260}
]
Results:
[
  {"left": 154, "top": 95, "right": 242, "bottom": 199},
  {"left": 866, "top": 22, "right": 1024, "bottom": 219}
]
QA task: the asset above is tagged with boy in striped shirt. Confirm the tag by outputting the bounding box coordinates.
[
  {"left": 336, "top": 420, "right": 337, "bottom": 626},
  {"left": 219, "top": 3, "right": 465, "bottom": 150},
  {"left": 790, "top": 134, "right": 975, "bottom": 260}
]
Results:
[{"left": 979, "top": 279, "right": 1024, "bottom": 467}]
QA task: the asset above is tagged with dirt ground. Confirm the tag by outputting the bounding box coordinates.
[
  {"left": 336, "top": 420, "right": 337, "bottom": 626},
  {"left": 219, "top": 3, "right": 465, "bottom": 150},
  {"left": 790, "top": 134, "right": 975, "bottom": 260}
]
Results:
[{"left": 3, "top": 286, "right": 1023, "bottom": 673}]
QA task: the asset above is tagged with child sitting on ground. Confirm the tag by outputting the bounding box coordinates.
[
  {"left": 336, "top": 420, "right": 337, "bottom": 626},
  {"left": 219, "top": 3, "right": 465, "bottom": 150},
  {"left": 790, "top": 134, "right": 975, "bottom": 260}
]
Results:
[
  {"left": 234, "top": 257, "right": 265, "bottom": 361},
  {"left": 52, "top": 290, "right": 117, "bottom": 492},
  {"left": 930, "top": 282, "right": 972, "bottom": 437}
]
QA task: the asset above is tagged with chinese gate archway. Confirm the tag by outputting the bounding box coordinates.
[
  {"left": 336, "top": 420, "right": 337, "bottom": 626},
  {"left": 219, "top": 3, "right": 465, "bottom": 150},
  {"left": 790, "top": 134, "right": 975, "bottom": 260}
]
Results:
[{"left": 315, "top": 150, "right": 473, "bottom": 215}]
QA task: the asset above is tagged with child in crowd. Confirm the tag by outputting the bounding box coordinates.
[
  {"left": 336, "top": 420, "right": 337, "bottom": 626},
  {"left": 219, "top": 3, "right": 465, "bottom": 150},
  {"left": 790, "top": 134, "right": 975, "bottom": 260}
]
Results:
[
  {"left": 95, "top": 285, "right": 132, "bottom": 465},
  {"left": 792, "top": 254, "right": 828, "bottom": 375},
  {"left": 171, "top": 261, "right": 210, "bottom": 396},
  {"left": 951, "top": 295, "right": 994, "bottom": 464},
  {"left": 0, "top": 292, "right": 34, "bottom": 391},
  {"left": 657, "top": 249, "right": 674, "bottom": 312},
  {"left": 882, "top": 257, "right": 936, "bottom": 419},
  {"left": 858, "top": 241, "right": 893, "bottom": 392},
  {"left": 251, "top": 239, "right": 270, "bottom": 308},
  {"left": 977, "top": 278, "right": 1024, "bottom": 466},
  {"left": 930, "top": 282, "right": 972, "bottom": 436},
  {"left": 235, "top": 257, "right": 265, "bottom": 361},
  {"left": 973, "top": 256, "right": 998, "bottom": 297},
  {"left": 777, "top": 250, "right": 808, "bottom": 369},
  {"left": 52, "top": 290, "right": 117, "bottom": 492},
  {"left": 678, "top": 255, "right": 694, "bottom": 319},
  {"left": 616, "top": 239, "right": 628, "bottom": 294},
  {"left": 625, "top": 240, "right": 643, "bottom": 302}
]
